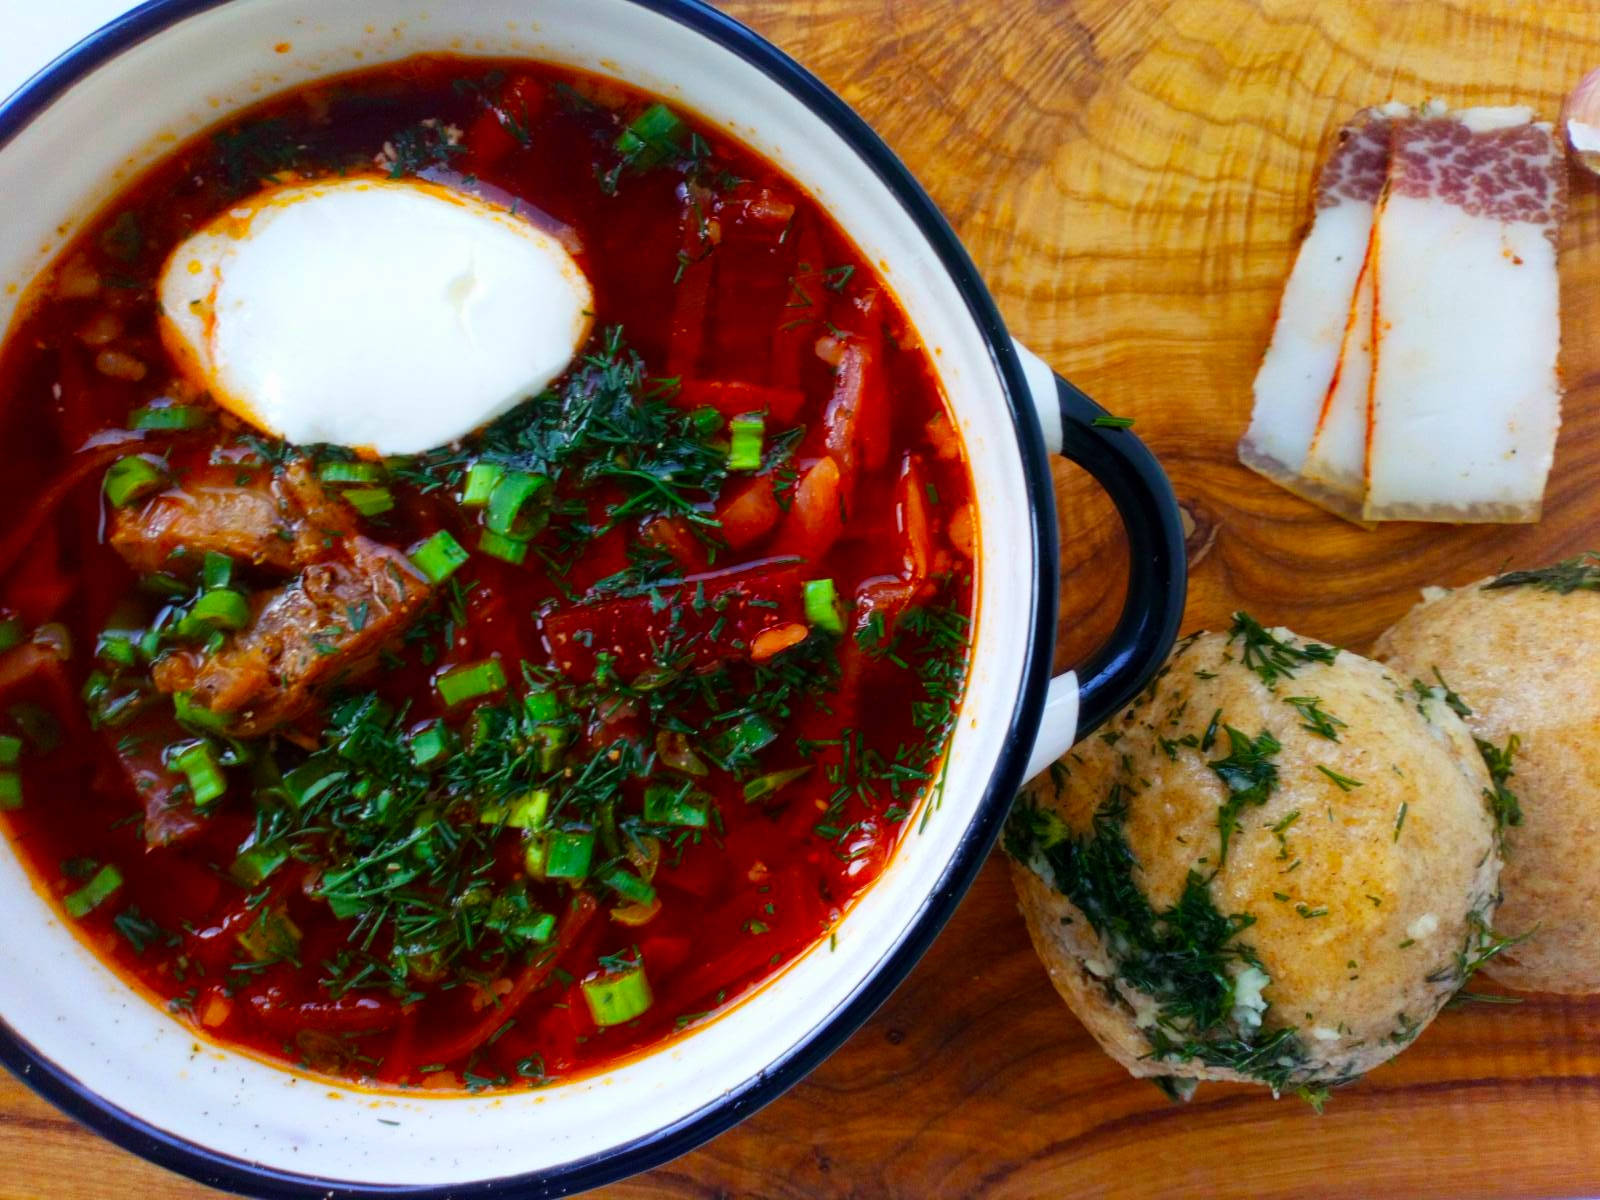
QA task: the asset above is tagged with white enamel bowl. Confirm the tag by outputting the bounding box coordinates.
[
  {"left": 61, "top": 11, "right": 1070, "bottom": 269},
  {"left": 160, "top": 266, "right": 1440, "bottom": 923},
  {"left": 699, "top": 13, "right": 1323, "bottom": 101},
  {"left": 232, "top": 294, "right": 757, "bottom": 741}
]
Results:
[{"left": 0, "top": 2, "right": 1187, "bottom": 1195}]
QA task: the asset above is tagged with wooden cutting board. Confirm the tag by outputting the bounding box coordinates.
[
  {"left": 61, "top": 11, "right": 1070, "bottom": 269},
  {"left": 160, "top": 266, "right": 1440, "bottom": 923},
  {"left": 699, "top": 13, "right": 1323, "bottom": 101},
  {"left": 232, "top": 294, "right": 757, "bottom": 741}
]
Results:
[{"left": 6, "top": 1, "right": 1600, "bottom": 1196}]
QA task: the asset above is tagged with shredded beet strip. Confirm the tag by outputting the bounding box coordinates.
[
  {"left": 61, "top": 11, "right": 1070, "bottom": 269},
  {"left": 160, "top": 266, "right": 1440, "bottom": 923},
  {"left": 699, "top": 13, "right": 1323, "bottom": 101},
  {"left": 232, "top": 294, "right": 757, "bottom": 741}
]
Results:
[{"left": 417, "top": 891, "right": 598, "bottom": 1067}]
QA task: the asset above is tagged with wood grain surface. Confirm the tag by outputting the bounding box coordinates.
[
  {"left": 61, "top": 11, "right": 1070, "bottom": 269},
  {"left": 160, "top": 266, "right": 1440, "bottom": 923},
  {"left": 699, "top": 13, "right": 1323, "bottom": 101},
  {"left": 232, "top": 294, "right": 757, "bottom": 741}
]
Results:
[{"left": 6, "top": 1, "right": 1600, "bottom": 1197}]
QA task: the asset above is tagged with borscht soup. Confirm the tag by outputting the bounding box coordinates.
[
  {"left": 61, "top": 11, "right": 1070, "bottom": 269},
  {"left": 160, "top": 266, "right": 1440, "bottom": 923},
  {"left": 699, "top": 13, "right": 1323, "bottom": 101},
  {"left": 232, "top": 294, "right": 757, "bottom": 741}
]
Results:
[{"left": 0, "top": 57, "right": 974, "bottom": 1091}]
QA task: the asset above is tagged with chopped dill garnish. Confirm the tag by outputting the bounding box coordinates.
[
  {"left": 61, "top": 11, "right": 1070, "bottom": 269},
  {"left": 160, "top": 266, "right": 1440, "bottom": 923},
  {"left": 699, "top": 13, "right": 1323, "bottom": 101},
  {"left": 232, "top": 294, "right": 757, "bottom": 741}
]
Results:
[
  {"left": 213, "top": 117, "right": 303, "bottom": 190},
  {"left": 1268, "top": 810, "right": 1299, "bottom": 861},
  {"left": 1206, "top": 726, "right": 1281, "bottom": 865},
  {"left": 1315, "top": 764, "right": 1363, "bottom": 792},
  {"left": 1284, "top": 695, "right": 1345, "bottom": 742},
  {"left": 1484, "top": 552, "right": 1600, "bottom": 595},
  {"left": 1426, "top": 668, "right": 1472, "bottom": 719},
  {"left": 399, "top": 328, "right": 727, "bottom": 552},
  {"left": 1227, "top": 613, "right": 1338, "bottom": 690},
  {"left": 1005, "top": 787, "right": 1316, "bottom": 1095},
  {"left": 1429, "top": 911, "right": 1532, "bottom": 988},
  {"left": 1476, "top": 734, "right": 1523, "bottom": 840},
  {"left": 379, "top": 118, "right": 465, "bottom": 178}
]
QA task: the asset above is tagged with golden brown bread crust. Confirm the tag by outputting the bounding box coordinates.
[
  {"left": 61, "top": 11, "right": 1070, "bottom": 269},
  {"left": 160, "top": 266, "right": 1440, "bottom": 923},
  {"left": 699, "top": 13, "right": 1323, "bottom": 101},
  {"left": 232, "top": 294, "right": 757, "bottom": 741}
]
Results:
[
  {"left": 1009, "top": 628, "right": 1500, "bottom": 1089},
  {"left": 1375, "top": 576, "right": 1600, "bottom": 993}
]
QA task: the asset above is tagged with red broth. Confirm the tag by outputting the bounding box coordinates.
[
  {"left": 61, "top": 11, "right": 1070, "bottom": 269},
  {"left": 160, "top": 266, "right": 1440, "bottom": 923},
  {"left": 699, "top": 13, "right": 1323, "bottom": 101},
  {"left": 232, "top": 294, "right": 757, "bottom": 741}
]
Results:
[{"left": 0, "top": 57, "right": 974, "bottom": 1090}]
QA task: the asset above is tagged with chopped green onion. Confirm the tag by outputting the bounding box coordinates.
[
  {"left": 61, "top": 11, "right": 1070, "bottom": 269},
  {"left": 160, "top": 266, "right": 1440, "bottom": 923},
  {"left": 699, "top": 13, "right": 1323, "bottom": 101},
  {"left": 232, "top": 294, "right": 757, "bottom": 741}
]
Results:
[
  {"left": 231, "top": 841, "right": 288, "bottom": 886},
  {"left": 0, "top": 735, "right": 22, "bottom": 767},
  {"left": 543, "top": 829, "right": 595, "bottom": 880},
  {"left": 236, "top": 907, "right": 301, "bottom": 961},
  {"left": 467, "top": 708, "right": 501, "bottom": 750},
  {"left": 95, "top": 632, "right": 139, "bottom": 669},
  {"left": 173, "top": 690, "right": 232, "bottom": 734},
  {"left": 523, "top": 838, "right": 548, "bottom": 877},
  {"left": 479, "top": 529, "right": 529, "bottom": 565},
  {"left": 82, "top": 671, "right": 144, "bottom": 729},
  {"left": 803, "top": 578, "right": 844, "bottom": 635},
  {"left": 436, "top": 658, "right": 507, "bottom": 707},
  {"left": 461, "top": 461, "right": 506, "bottom": 506},
  {"left": 643, "top": 782, "right": 710, "bottom": 827},
  {"left": 325, "top": 892, "right": 364, "bottom": 920},
  {"left": 63, "top": 864, "right": 123, "bottom": 918},
  {"left": 170, "top": 740, "right": 227, "bottom": 806},
  {"left": 0, "top": 771, "right": 20, "bottom": 810},
  {"left": 485, "top": 891, "right": 557, "bottom": 943},
  {"left": 343, "top": 486, "right": 395, "bottom": 517},
  {"left": 716, "top": 712, "right": 777, "bottom": 759},
  {"left": 130, "top": 403, "right": 209, "bottom": 431},
  {"left": 508, "top": 790, "right": 551, "bottom": 829},
  {"left": 103, "top": 456, "right": 165, "bottom": 508},
  {"left": 524, "top": 690, "right": 564, "bottom": 724},
  {"left": 141, "top": 573, "right": 188, "bottom": 599},
  {"left": 481, "top": 789, "right": 549, "bottom": 829},
  {"left": 485, "top": 471, "right": 551, "bottom": 539},
  {"left": 582, "top": 965, "right": 654, "bottom": 1026},
  {"left": 282, "top": 756, "right": 345, "bottom": 807},
  {"left": 511, "top": 911, "right": 556, "bottom": 944},
  {"left": 598, "top": 863, "right": 657, "bottom": 905},
  {"left": 137, "top": 627, "right": 163, "bottom": 659},
  {"left": 409, "top": 530, "right": 469, "bottom": 583},
  {"left": 688, "top": 406, "right": 723, "bottom": 439},
  {"left": 743, "top": 765, "right": 812, "bottom": 803},
  {"left": 201, "top": 552, "right": 233, "bottom": 590},
  {"left": 318, "top": 460, "right": 384, "bottom": 485},
  {"left": 615, "top": 102, "right": 685, "bottom": 166},
  {"left": 531, "top": 723, "right": 570, "bottom": 773},
  {"left": 187, "top": 588, "right": 250, "bottom": 632},
  {"left": 727, "top": 412, "right": 764, "bottom": 471},
  {"left": 410, "top": 721, "right": 452, "bottom": 768},
  {"left": 0, "top": 619, "right": 22, "bottom": 653}
]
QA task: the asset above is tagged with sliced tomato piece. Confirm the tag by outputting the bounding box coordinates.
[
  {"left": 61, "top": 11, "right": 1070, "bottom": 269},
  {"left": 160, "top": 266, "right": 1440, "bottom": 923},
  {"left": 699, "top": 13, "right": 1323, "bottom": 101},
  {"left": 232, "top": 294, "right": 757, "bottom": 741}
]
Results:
[
  {"left": 461, "top": 73, "right": 545, "bottom": 174},
  {"left": 542, "top": 561, "right": 806, "bottom": 682},
  {"left": 770, "top": 455, "right": 843, "bottom": 563},
  {"left": 715, "top": 476, "right": 782, "bottom": 551},
  {"left": 717, "top": 182, "right": 798, "bottom": 233},
  {"left": 640, "top": 515, "right": 708, "bottom": 574},
  {"left": 895, "top": 452, "right": 937, "bottom": 587},
  {"left": 822, "top": 294, "right": 891, "bottom": 486}
]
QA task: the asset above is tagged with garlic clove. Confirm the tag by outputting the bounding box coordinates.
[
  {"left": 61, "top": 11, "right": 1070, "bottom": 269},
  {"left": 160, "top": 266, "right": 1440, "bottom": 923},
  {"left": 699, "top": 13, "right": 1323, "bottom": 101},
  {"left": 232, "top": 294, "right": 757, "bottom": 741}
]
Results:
[{"left": 1562, "top": 66, "right": 1600, "bottom": 175}]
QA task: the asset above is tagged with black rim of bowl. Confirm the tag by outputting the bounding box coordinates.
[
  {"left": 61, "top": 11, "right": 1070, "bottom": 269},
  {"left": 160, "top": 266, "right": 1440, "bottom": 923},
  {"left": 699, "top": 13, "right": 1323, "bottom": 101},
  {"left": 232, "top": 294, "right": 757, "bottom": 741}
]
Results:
[{"left": 0, "top": 1, "right": 1061, "bottom": 1196}]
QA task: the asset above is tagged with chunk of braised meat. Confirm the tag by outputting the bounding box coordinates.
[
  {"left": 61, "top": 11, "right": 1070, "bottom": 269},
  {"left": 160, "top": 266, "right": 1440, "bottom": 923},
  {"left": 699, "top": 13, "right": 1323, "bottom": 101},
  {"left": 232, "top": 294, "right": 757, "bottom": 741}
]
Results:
[
  {"left": 109, "top": 460, "right": 356, "bottom": 577},
  {"left": 151, "top": 537, "right": 429, "bottom": 735}
]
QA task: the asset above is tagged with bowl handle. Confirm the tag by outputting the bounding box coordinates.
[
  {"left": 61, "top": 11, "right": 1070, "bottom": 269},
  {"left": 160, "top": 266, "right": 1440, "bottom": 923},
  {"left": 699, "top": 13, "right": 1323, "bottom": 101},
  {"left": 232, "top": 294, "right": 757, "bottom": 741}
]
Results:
[{"left": 1014, "top": 342, "right": 1188, "bottom": 779}]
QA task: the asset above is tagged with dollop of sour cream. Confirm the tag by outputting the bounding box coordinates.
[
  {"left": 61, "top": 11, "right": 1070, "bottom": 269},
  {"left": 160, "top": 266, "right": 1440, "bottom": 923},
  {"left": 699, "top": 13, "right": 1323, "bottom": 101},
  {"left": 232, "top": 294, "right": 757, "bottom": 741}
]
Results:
[{"left": 159, "top": 176, "right": 592, "bottom": 455}]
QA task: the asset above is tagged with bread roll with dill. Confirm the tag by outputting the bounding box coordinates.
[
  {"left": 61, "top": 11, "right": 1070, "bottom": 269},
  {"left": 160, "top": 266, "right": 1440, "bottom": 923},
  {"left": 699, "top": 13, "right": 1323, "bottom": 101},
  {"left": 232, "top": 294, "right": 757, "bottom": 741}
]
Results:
[
  {"left": 1006, "top": 617, "right": 1502, "bottom": 1098},
  {"left": 1375, "top": 554, "right": 1600, "bottom": 993}
]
